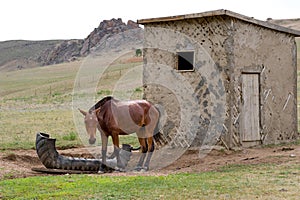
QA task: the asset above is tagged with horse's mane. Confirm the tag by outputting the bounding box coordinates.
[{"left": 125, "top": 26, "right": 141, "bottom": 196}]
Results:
[{"left": 89, "top": 96, "right": 113, "bottom": 113}]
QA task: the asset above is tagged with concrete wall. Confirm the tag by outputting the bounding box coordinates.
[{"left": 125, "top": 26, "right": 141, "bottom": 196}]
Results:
[{"left": 142, "top": 15, "right": 298, "bottom": 148}]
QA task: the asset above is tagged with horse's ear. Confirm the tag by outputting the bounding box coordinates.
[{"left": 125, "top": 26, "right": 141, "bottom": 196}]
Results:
[
  {"left": 93, "top": 107, "right": 101, "bottom": 115},
  {"left": 78, "top": 108, "right": 87, "bottom": 116}
]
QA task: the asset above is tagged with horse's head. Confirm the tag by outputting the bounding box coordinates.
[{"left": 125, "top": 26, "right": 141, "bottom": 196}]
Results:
[{"left": 78, "top": 108, "right": 99, "bottom": 145}]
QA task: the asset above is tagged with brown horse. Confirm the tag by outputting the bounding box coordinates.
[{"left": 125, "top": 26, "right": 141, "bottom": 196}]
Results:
[{"left": 79, "top": 96, "right": 160, "bottom": 172}]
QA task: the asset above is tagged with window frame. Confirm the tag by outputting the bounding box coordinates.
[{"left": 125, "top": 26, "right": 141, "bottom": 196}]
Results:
[{"left": 175, "top": 50, "right": 195, "bottom": 72}]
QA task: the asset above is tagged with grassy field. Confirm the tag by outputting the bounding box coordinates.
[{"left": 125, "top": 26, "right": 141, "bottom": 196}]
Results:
[
  {"left": 0, "top": 54, "right": 142, "bottom": 150},
  {"left": 0, "top": 164, "right": 299, "bottom": 199},
  {"left": 0, "top": 61, "right": 80, "bottom": 150},
  {"left": 0, "top": 109, "right": 80, "bottom": 150}
]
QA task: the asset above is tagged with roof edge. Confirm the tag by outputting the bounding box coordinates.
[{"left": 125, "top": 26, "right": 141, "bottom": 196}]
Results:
[{"left": 137, "top": 9, "right": 300, "bottom": 36}]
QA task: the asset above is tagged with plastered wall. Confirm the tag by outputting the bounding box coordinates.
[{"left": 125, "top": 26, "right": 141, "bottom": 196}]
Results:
[
  {"left": 142, "top": 15, "right": 298, "bottom": 148},
  {"left": 231, "top": 18, "right": 298, "bottom": 145}
]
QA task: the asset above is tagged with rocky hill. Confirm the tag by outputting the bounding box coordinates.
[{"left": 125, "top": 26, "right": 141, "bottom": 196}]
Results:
[
  {"left": 37, "top": 18, "right": 140, "bottom": 66},
  {"left": 36, "top": 39, "right": 83, "bottom": 66},
  {"left": 0, "top": 40, "right": 62, "bottom": 71},
  {"left": 268, "top": 18, "right": 300, "bottom": 31},
  {"left": 80, "top": 19, "right": 139, "bottom": 56},
  {"left": 0, "top": 19, "right": 141, "bottom": 71}
]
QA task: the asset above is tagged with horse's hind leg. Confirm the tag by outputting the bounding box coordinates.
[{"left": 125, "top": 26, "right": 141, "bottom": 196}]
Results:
[
  {"left": 135, "top": 137, "right": 147, "bottom": 171},
  {"left": 142, "top": 115, "right": 158, "bottom": 171},
  {"left": 144, "top": 137, "right": 154, "bottom": 171}
]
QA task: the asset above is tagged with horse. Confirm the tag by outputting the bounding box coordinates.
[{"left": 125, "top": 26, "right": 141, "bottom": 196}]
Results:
[{"left": 79, "top": 96, "right": 160, "bottom": 172}]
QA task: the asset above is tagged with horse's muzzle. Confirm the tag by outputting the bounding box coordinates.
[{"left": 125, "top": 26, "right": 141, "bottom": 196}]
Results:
[{"left": 89, "top": 138, "right": 96, "bottom": 144}]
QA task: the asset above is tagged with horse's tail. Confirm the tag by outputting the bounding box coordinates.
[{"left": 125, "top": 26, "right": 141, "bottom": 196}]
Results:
[
  {"left": 153, "top": 104, "right": 170, "bottom": 147},
  {"left": 130, "top": 146, "right": 141, "bottom": 151}
]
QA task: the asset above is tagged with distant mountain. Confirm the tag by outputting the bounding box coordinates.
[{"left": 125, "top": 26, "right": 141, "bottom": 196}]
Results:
[
  {"left": 0, "top": 19, "right": 141, "bottom": 71},
  {"left": 267, "top": 18, "right": 300, "bottom": 31},
  {"left": 0, "top": 40, "right": 62, "bottom": 71},
  {"left": 80, "top": 19, "right": 140, "bottom": 56}
]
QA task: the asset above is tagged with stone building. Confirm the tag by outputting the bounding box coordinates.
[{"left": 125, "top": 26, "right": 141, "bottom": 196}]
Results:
[{"left": 138, "top": 10, "right": 300, "bottom": 148}]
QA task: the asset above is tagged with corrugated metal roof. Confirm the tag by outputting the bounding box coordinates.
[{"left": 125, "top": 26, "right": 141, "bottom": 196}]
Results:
[{"left": 137, "top": 9, "right": 300, "bottom": 36}]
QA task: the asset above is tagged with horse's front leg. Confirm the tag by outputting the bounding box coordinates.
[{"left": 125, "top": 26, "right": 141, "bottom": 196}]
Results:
[
  {"left": 99, "top": 130, "right": 108, "bottom": 173},
  {"left": 111, "top": 132, "right": 124, "bottom": 170}
]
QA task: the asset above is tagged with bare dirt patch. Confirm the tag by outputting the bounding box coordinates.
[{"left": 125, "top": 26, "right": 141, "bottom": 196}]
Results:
[{"left": 1, "top": 144, "right": 299, "bottom": 180}]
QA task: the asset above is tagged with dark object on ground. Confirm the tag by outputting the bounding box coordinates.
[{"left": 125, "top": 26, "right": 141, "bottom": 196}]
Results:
[{"left": 33, "top": 132, "right": 133, "bottom": 174}]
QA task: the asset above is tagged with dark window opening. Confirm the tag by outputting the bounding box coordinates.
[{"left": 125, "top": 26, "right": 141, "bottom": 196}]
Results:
[{"left": 177, "top": 51, "right": 194, "bottom": 71}]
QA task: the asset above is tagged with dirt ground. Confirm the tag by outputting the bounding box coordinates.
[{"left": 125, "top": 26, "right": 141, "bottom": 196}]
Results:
[{"left": 0, "top": 144, "right": 299, "bottom": 179}]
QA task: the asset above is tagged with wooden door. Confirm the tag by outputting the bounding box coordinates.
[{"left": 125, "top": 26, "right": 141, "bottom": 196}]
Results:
[{"left": 241, "top": 74, "right": 260, "bottom": 145}]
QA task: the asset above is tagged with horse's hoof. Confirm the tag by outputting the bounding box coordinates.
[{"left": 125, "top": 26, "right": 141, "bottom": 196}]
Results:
[
  {"left": 97, "top": 170, "right": 105, "bottom": 174},
  {"left": 140, "top": 169, "right": 146, "bottom": 172},
  {"left": 115, "top": 167, "right": 126, "bottom": 172},
  {"left": 141, "top": 167, "right": 149, "bottom": 172},
  {"left": 117, "top": 163, "right": 125, "bottom": 169},
  {"left": 134, "top": 166, "right": 142, "bottom": 172}
]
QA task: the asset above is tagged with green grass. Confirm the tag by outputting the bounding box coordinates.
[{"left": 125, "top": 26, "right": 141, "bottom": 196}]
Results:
[
  {"left": 0, "top": 164, "right": 299, "bottom": 199},
  {"left": 0, "top": 60, "right": 80, "bottom": 105},
  {"left": 62, "top": 132, "right": 77, "bottom": 141},
  {"left": 0, "top": 53, "right": 143, "bottom": 150},
  {"left": 0, "top": 110, "right": 81, "bottom": 150},
  {"left": 119, "top": 134, "right": 140, "bottom": 147},
  {"left": 0, "top": 100, "right": 140, "bottom": 150}
]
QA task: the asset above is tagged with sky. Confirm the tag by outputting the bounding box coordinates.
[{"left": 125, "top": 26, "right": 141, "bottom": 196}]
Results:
[{"left": 0, "top": 0, "right": 299, "bottom": 41}]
